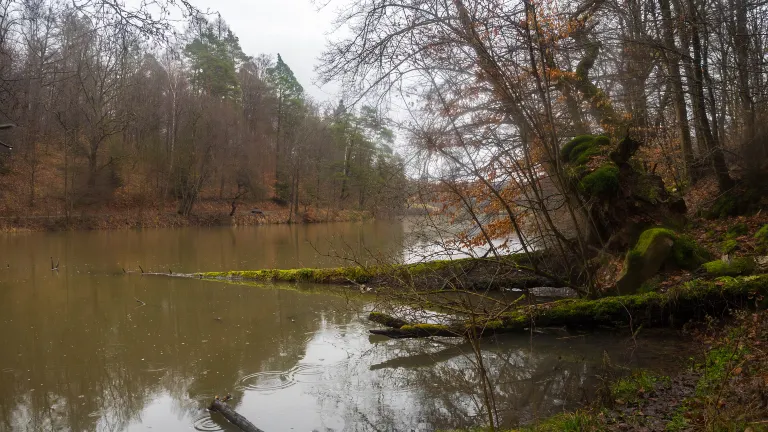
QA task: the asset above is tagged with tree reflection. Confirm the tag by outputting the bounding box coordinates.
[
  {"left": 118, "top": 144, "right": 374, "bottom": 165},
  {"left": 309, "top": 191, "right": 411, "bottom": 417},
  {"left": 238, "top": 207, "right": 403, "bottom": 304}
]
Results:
[{"left": 0, "top": 227, "right": 688, "bottom": 432}]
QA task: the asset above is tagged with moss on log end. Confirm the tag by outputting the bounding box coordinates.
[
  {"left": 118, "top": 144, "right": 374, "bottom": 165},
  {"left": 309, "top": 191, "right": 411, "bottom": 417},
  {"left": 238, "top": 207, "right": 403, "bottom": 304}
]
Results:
[
  {"left": 368, "top": 312, "right": 409, "bottom": 328},
  {"left": 702, "top": 258, "right": 757, "bottom": 276},
  {"left": 368, "top": 275, "right": 768, "bottom": 339}
]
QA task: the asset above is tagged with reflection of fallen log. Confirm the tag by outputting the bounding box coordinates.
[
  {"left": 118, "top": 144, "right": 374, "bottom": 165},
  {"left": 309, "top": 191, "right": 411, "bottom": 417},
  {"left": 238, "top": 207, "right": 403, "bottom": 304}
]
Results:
[
  {"left": 369, "top": 343, "right": 471, "bottom": 370},
  {"left": 209, "top": 396, "right": 264, "bottom": 432}
]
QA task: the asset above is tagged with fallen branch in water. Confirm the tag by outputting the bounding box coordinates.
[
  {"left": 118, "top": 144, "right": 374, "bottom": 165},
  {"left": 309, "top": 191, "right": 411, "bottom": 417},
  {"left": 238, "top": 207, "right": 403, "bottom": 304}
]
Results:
[{"left": 209, "top": 395, "right": 264, "bottom": 432}]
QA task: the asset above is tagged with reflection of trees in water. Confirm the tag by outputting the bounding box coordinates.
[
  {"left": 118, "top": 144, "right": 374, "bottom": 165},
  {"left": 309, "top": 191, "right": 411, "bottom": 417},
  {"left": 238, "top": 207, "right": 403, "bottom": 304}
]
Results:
[
  {"left": 310, "top": 332, "right": 637, "bottom": 431},
  {"left": 0, "top": 273, "right": 361, "bottom": 431},
  {"left": 0, "top": 261, "right": 678, "bottom": 432}
]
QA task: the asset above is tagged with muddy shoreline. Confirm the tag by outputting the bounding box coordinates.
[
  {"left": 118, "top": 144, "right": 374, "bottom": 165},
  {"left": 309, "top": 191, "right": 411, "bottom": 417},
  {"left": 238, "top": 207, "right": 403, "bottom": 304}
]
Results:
[{"left": 0, "top": 207, "right": 373, "bottom": 232}]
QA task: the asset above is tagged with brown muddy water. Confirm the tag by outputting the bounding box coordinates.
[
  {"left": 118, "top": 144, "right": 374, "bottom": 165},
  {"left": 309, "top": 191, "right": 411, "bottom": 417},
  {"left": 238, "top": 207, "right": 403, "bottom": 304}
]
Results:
[{"left": 0, "top": 221, "right": 690, "bottom": 431}]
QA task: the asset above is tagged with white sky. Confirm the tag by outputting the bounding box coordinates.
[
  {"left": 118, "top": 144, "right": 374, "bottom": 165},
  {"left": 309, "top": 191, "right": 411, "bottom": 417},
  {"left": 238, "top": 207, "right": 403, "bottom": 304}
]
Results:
[{"left": 190, "top": 0, "right": 342, "bottom": 104}]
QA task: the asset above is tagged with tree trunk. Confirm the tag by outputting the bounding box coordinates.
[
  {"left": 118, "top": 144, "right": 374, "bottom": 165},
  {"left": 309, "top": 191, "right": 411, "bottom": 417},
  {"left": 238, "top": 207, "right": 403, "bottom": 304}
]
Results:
[
  {"left": 661, "top": 0, "right": 695, "bottom": 182},
  {"left": 684, "top": 0, "right": 734, "bottom": 191},
  {"left": 733, "top": 0, "right": 759, "bottom": 165}
]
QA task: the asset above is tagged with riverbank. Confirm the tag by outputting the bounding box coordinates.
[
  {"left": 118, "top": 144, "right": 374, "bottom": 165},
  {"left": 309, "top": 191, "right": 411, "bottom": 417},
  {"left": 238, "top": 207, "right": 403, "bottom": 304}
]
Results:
[
  {"left": 519, "top": 309, "right": 768, "bottom": 431},
  {"left": 0, "top": 201, "right": 372, "bottom": 232}
]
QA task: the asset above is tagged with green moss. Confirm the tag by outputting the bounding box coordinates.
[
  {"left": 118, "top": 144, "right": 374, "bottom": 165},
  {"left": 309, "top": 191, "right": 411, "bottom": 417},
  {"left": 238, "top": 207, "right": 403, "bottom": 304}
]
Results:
[
  {"left": 196, "top": 254, "right": 535, "bottom": 289},
  {"left": 755, "top": 224, "right": 768, "bottom": 253},
  {"left": 702, "top": 258, "right": 756, "bottom": 276},
  {"left": 561, "top": 135, "right": 596, "bottom": 161},
  {"left": 755, "top": 224, "right": 768, "bottom": 241},
  {"left": 516, "top": 275, "right": 768, "bottom": 329},
  {"left": 726, "top": 223, "right": 748, "bottom": 238},
  {"left": 670, "top": 235, "right": 710, "bottom": 269},
  {"left": 399, "top": 323, "right": 452, "bottom": 335},
  {"left": 720, "top": 239, "right": 738, "bottom": 254},
  {"left": 377, "top": 275, "right": 768, "bottom": 339},
  {"left": 368, "top": 312, "right": 410, "bottom": 328},
  {"left": 633, "top": 228, "right": 675, "bottom": 255},
  {"left": 484, "top": 319, "right": 504, "bottom": 329},
  {"left": 579, "top": 164, "right": 620, "bottom": 197},
  {"left": 196, "top": 266, "right": 374, "bottom": 284},
  {"left": 561, "top": 135, "right": 609, "bottom": 166},
  {"left": 626, "top": 228, "right": 707, "bottom": 272}
]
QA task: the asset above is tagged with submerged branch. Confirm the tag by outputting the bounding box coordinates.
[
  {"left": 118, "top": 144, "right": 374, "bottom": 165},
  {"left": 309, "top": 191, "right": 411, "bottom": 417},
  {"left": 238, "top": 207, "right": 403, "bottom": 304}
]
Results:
[{"left": 209, "top": 396, "right": 264, "bottom": 432}]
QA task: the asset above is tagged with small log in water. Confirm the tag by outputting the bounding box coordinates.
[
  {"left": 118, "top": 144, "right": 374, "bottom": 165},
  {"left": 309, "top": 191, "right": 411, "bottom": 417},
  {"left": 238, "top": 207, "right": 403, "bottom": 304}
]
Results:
[{"left": 209, "top": 396, "right": 264, "bottom": 432}]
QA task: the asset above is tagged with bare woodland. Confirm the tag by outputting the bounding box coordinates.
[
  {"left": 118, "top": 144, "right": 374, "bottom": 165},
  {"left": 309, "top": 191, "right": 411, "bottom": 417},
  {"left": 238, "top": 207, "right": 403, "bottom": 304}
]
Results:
[
  {"left": 0, "top": 0, "right": 407, "bottom": 224},
  {"left": 318, "top": 0, "right": 768, "bottom": 293}
]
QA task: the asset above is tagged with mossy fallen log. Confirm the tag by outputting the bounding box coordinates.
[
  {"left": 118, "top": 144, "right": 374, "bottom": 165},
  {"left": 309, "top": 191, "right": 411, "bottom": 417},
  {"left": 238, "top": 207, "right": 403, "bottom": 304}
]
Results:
[
  {"left": 702, "top": 256, "right": 768, "bottom": 277},
  {"left": 368, "top": 311, "right": 410, "bottom": 328},
  {"left": 196, "top": 266, "right": 375, "bottom": 284},
  {"left": 193, "top": 254, "right": 558, "bottom": 291},
  {"left": 368, "top": 274, "right": 768, "bottom": 339}
]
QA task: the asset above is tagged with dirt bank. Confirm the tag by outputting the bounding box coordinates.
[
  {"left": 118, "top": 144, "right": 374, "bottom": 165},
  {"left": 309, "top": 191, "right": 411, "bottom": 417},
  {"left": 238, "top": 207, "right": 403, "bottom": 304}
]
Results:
[{"left": 0, "top": 202, "right": 372, "bottom": 232}]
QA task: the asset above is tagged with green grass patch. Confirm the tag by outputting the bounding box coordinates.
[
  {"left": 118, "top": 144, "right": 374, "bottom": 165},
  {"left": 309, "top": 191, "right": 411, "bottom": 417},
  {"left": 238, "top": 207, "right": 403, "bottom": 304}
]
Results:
[
  {"left": 665, "top": 407, "right": 689, "bottom": 432},
  {"left": 612, "top": 370, "right": 667, "bottom": 403},
  {"left": 520, "top": 410, "right": 603, "bottom": 432},
  {"left": 696, "top": 345, "right": 748, "bottom": 396}
]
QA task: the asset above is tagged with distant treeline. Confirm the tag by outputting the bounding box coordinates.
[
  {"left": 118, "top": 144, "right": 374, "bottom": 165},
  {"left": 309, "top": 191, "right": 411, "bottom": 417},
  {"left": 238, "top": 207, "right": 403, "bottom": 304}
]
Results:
[{"left": 0, "top": 1, "right": 408, "bottom": 219}]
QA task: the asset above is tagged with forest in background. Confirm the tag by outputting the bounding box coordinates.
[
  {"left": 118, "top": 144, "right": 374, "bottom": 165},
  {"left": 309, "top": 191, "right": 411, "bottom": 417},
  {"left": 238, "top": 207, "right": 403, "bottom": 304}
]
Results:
[
  {"left": 0, "top": 0, "right": 408, "bottom": 227},
  {"left": 314, "top": 1, "right": 768, "bottom": 428},
  {"left": 317, "top": 0, "right": 768, "bottom": 282}
]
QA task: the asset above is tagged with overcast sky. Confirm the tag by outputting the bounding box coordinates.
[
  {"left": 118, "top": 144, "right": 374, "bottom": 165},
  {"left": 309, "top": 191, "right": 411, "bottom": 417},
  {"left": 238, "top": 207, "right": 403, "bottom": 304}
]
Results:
[{"left": 191, "top": 0, "right": 341, "bottom": 104}]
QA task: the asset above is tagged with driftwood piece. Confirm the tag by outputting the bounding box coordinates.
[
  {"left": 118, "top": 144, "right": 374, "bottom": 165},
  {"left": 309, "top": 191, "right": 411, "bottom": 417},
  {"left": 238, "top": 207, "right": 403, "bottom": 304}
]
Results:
[{"left": 209, "top": 396, "right": 264, "bottom": 432}]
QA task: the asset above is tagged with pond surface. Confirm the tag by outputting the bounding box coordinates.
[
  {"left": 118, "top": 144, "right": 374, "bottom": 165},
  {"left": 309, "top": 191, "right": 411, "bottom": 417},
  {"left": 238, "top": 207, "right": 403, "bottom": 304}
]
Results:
[{"left": 0, "top": 221, "right": 689, "bottom": 431}]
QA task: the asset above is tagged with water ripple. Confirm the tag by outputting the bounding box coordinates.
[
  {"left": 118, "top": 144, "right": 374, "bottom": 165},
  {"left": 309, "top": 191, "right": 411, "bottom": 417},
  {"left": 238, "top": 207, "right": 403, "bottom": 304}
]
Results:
[
  {"left": 193, "top": 415, "right": 224, "bottom": 432},
  {"left": 236, "top": 370, "right": 296, "bottom": 391},
  {"left": 237, "top": 362, "right": 337, "bottom": 392}
]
